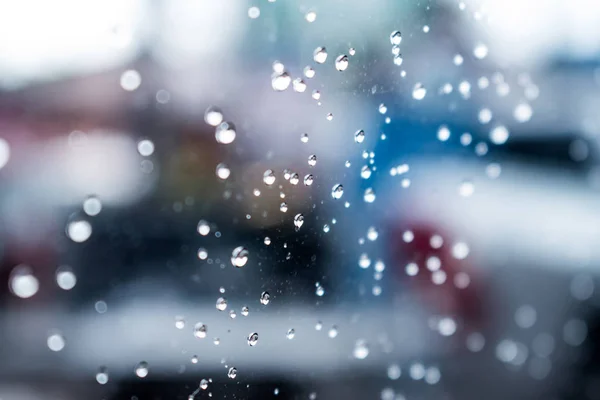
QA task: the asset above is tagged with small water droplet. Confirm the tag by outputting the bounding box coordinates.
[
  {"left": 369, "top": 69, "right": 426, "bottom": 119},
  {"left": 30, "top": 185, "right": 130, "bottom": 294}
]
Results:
[
  {"left": 247, "top": 332, "right": 259, "bottom": 346},
  {"left": 231, "top": 246, "right": 249, "bottom": 268},
  {"left": 311, "top": 90, "right": 321, "bottom": 100},
  {"left": 260, "top": 291, "right": 271, "bottom": 305},
  {"left": 216, "top": 163, "right": 231, "bottom": 180},
  {"left": 353, "top": 340, "right": 369, "bottom": 359},
  {"left": 437, "top": 125, "right": 451, "bottom": 142},
  {"left": 378, "top": 104, "right": 387, "bottom": 114},
  {"left": 197, "top": 248, "right": 208, "bottom": 260},
  {"left": 280, "top": 202, "right": 288, "bottom": 212},
  {"left": 286, "top": 328, "right": 296, "bottom": 339},
  {"left": 216, "top": 297, "right": 228, "bottom": 311},
  {"left": 412, "top": 83, "right": 427, "bottom": 100},
  {"left": 56, "top": 266, "right": 77, "bottom": 290},
  {"left": 473, "top": 43, "right": 488, "bottom": 59},
  {"left": 363, "top": 188, "right": 376, "bottom": 203},
  {"left": 289, "top": 173, "right": 300, "bottom": 185},
  {"left": 228, "top": 367, "right": 237, "bottom": 379},
  {"left": 308, "top": 154, "right": 317, "bottom": 167},
  {"left": 390, "top": 30, "right": 402, "bottom": 45},
  {"left": 204, "top": 106, "right": 224, "bottom": 126},
  {"left": 316, "top": 284, "right": 325, "bottom": 297},
  {"left": 241, "top": 306, "right": 249, "bottom": 316},
  {"left": 9, "top": 265, "right": 39, "bottom": 299},
  {"left": 248, "top": 6, "right": 260, "bottom": 19},
  {"left": 303, "top": 174, "right": 314, "bottom": 186},
  {"left": 66, "top": 218, "right": 92, "bottom": 243},
  {"left": 328, "top": 326, "right": 338, "bottom": 338},
  {"left": 361, "top": 165, "right": 372, "bottom": 179},
  {"left": 335, "top": 55, "right": 349, "bottom": 71},
  {"left": 367, "top": 227, "right": 378, "bottom": 241},
  {"left": 292, "top": 78, "right": 307, "bottom": 93},
  {"left": 191, "top": 355, "right": 199, "bottom": 364},
  {"left": 200, "top": 379, "right": 209, "bottom": 390},
  {"left": 331, "top": 184, "right": 344, "bottom": 199},
  {"left": 301, "top": 133, "right": 309, "bottom": 143},
  {"left": 349, "top": 47, "right": 356, "bottom": 56},
  {"left": 294, "top": 213, "right": 304, "bottom": 228},
  {"left": 197, "top": 220, "right": 210, "bottom": 236},
  {"left": 326, "top": 113, "right": 333, "bottom": 121},
  {"left": 271, "top": 72, "right": 292, "bottom": 91},
  {"left": 96, "top": 367, "right": 109, "bottom": 385},
  {"left": 215, "top": 122, "right": 236, "bottom": 144},
  {"left": 305, "top": 11, "right": 317, "bottom": 22},
  {"left": 459, "top": 181, "right": 475, "bottom": 197},
  {"left": 453, "top": 54, "right": 464, "bottom": 65},
  {"left": 514, "top": 103, "right": 532, "bottom": 123},
  {"left": 135, "top": 361, "right": 149, "bottom": 378},
  {"left": 313, "top": 47, "right": 328, "bottom": 64},
  {"left": 393, "top": 55, "right": 403, "bottom": 66},
  {"left": 354, "top": 129, "right": 365, "bottom": 143},
  {"left": 316, "top": 321, "right": 323, "bottom": 330},
  {"left": 490, "top": 125, "right": 509, "bottom": 145},
  {"left": 304, "top": 66, "right": 316, "bottom": 79},
  {"left": 47, "top": 333, "right": 65, "bottom": 352},
  {"left": 194, "top": 323, "right": 207, "bottom": 339},
  {"left": 263, "top": 169, "right": 276, "bottom": 186}
]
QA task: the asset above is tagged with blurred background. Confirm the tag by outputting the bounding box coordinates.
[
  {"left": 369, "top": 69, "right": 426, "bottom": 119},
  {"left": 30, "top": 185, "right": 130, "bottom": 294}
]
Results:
[{"left": 2, "top": 0, "right": 600, "bottom": 399}]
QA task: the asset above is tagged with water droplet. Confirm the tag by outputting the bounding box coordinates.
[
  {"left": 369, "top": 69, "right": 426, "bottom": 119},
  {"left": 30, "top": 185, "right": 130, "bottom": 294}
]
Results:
[
  {"left": 311, "top": 90, "right": 321, "bottom": 100},
  {"left": 200, "top": 379, "right": 209, "bottom": 390},
  {"left": 335, "top": 55, "right": 349, "bottom": 71},
  {"left": 294, "top": 213, "right": 304, "bottom": 229},
  {"left": 459, "top": 181, "right": 475, "bottom": 197},
  {"left": 215, "top": 122, "right": 236, "bottom": 144},
  {"left": 378, "top": 104, "right": 387, "bottom": 114},
  {"left": 247, "top": 332, "right": 259, "bottom": 346},
  {"left": 323, "top": 224, "right": 330, "bottom": 233},
  {"left": 359, "top": 253, "right": 371, "bottom": 269},
  {"left": 328, "top": 326, "right": 338, "bottom": 338},
  {"left": 197, "top": 220, "right": 210, "bottom": 236},
  {"left": 194, "top": 323, "right": 207, "bottom": 339},
  {"left": 304, "top": 66, "right": 316, "bottom": 79},
  {"left": 354, "top": 129, "right": 365, "bottom": 143},
  {"left": 228, "top": 367, "right": 237, "bottom": 379},
  {"left": 260, "top": 291, "right": 271, "bottom": 305},
  {"left": 213, "top": 337, "right": 221, "bottom": 345},
  {"left": 388, "top": 364, "right": 401, "bottom": 380},
  {"left": 453, "top": 54, "right": 464, "bottom": 65},
  {"left": 490, "top": 125, "right": 509, "bottom": 145},
  {"left": 361, "top": 165, "right": 372, "bottom": 179},
  {"left": 204, "top": 107, "right": 224, "bottom": 126},
  {"left": 120, "top": 69, "right": 141, "bottom": 91},
  {"left": 292, "top": 78, "right": 307, "bottom": 93},
  {"left": 303, "top": 174, "right": 314, "bottom": 186},
  {"left": 56, "top": 266, "right": 77, "bottom": 290},
  {"left": 191, "top": 355, "right": 199, "bottom": 364},
  {"left": 363, "top": 188, "right": 376, "bottom": 203},
  {"left": 197, "top": 248, "right": 208, "bottom": 260},
  {"left": 412, "top": 83, "right": 427, "bottom": 100},
  {"left": 248, "top": 6, "right": 260, "bottom": 19},
  {"left": 280, "top": 202, "right": 288, "bottom": 213},
  {"left": 393, "top": 55, "right": 403, "bottom": 66},
  {"left": 423, "top": 25, "right": 430, "bottom": 33},
  {"left": 231, "top": 246, "right": 249, "bottom": 268},
  {"left": 514, "top": 103, "right": 533, "bottom": 123},
  {"left": 289, "top": 173, "right": 300, "bottom": 185},
  {"left": 175, "top": 316, "right": 186, "bottom": 329},
  {"left": 263, "top": 169, "right": 276, "bottom": 186},
  {"left": 137, "top": 139, "right": 155, "bottom": 157},
  {"left": 83, "top": 195, "right": 102, "bottom": 216},
  {"left": 271, "top": 71, "right": 291, "bottom": 91},
  {"left": 96, "top": 367, "right": 109, "bottom": 385},
  {"left": 392, "top": 46, "right": 401, "bottom": 56},
  {"left": 66, "top": 218, "right": 92, "bottom": 243},
  {"left": 460, "top": 133, "right": 473, "bottom": 146},
  {"left": 390, "top": 30, "right": 402, "bottom": 45},
  {"left": 305, "top": 11, "right": 317, "bottom": 22},
  {"left": 326, "top": 113, "right": 333, "bottom": 121},
  {"left": 216, "top": 163, "right": 231, "bottom": 180},
  {"left": 438, "top": 317, "right": 457, "bottom": 336},
  {"left": 451, "top": 242, "right": 470, "bottom": 259},
  {"left": 135, "top": 361, "right": 149, "bottom": 378},
  {"left": 313, "top": 47, "right": 328, "bottom": 64},
  {"left": 316, "top": 284, "right": 325, "bottom": 297},
  {"left": 47, "top": 333, "right": 65, "bottom": 352},
  {"left": 216, "top": 297, "right": 228, "bottom": 311},
  {"left": 9, "top": 265, "right": 39, "bottom": 299},
  {"left": 353, "top": 340, "right": 369, "bottom": 359},
  {"left": 286, "top": 328, "right": 296, "bottom": 339},
  {"left": 473, "top": 43, "right": 488, "bottom": 59},
  {"left": 349, "top": 48, "right": 356, "bottom": 56},
  {"left": 367, "top": 227, "right": 378, "bottom": 241},
  {"left": 241, "top": 306, "right": 249, "bottom": 316},
  {"left": 301, "top": 133, "right": 309, "bottom": 143},
  {"left": 331, "top": 184, "right": 344, "bottom": 199},
  {"left": 478, "top": 108, "right": 492, "bottom": 124},
  {"left": 307, "top": 154, "right": 317, "bottom": 167}
]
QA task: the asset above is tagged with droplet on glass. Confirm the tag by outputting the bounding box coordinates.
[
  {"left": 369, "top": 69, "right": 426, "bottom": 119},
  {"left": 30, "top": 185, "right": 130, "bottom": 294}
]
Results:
[
  {"left": 363, "top": 188, "right": 376, "bottom": 203},
  {"left": 247, "top": 332, "right": 259, "bottom": 346},
  {"left": 349, "top": 47, "right": 356, "bottom": 56},
  {"left": 83, "top": 195, "right": 102, "bottom": 216},
  {"left": 215, "top": 121, "right": 237, "bottom": 145},
  {"left": 412, "top": 83, "right": 426, "bottom": 100},
  {"left": 393, "top": 55, "right": 403, "bottom": 66},
  {"left": 292, "top": 78, "right": 307, "bottom": 93},
  {"left": 175, "top": 316, "right": 185, "bottom": 329},
  {"left": 514, "top": 103, "right": 533, "bottom": 123},
  {"left": 353, "top": 340, "right": 369, "bottom": 359},
  {"left": 120, "top": 70, "right": 141, "bottom": 91},
  {"left": 301, "top": 133, "right": 309, "bottom": 143},
  {"left": 228, "top": 367, "right": 237, "bottom": 379},
  {"left": 47, "top": 333, "right": 65, "bottom": 352},
  {"left": 231, "top": 246, "right": 249, "bottom": 268},
  {"left": 135, "top": 362, "right": 149, "bottom": 378},
  {"left": 311, "top": 90, "right": 321, "bottom": 100},
  {"left": 194, "top": 323, "right": 207, "bottom": 339},
  {"left": 289, "top": 173, "right": 300, "bottom": 185},
  {"left": 335, "top": 55, "right": 349, "bottom": 71},
  {"left": 216, "top": 163, "right": 231, "bottom": 180},
  {"left": 197, "top": 248, "right": 208, "bottom": 260},
  {"left": 354, "top": 129, "right": 365, "bottom": 143},
  {"left": 56, "top": 266, "right": 77, "bottom": 290},
  {"left": 303, "top": 174, "right": 314, "bottom": 186},
  {"left": 216, "top": 297, "right": 228, "bottom": 311},
  {"left": 204, "top": 107, "right": 224, "bottom": 126},
  {"left": 313, "top": 47, "right": 328, "bottom": 64},
  {"left": 260, "top": 291, "right": 271, "bottom": 305},
  {"left": 308, "top": 154, "right": 317, "bottom": 166},
  {"left": 280, "top": 202, "right": 288, "bottom": 213},
  {"left": 263, "top": 169, "right": 276, "bottom": 186},
  {"left": 66, "top": 218, "right": 92, "bottom": 243},
  {"left": 390, "top": 30, "right": 402, "bottom": 45},
  {"left": 437, "top": 125, "right": 451, "bottom": 142},
  {"left": 197, "top": 220, "right": 210, "bottom": 236},
  {"left": 305, "top": 11, "right": 317, "bottom": 22},
  {"left": 331, "top": 184, "right": 344, "bottom": 199},
  {"left": 200, "top": 379, "right": 209, "bottom": 390},
  {"left": 367, "top": 227, "right": 378, "bottom": 241},
  {"left": 286, "top": 328, "right": 296, "bottom": 339},
  {"left": 473, "top": 43, "right": 488, "bottom": 59},
  {"left": 304, "top": 66, "right": 316, "bottom": 79},
  {"left": 271, "top": 71, "right": 292, "bottom": 91},
  {"left": 294, "top": 213, "right": 304, "bottom": 228},
  {"left": 96, "top": 367, "right": 109, "bottom": 385},
  {"left": 490, "top": 125, "right": 509, "bottom": 145},
  {"left": 9, "top": 265, "right": 39, "bottom": 299},
  {"left": 241, "top": 306, "right": 249, "bottom": 316},
  {"left": 248, "top": 6, "right": 260, "bottom": 19},
  {"left": 361, "top": 165, "right": 372, "bottom": 179}
]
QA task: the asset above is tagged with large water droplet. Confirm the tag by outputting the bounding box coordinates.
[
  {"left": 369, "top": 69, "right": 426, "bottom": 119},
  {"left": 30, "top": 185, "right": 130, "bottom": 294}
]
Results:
[
  {"left": 303, "top": 174, "right": 314, "bottom": 186},
  {"left": 260, "top": 291, "right": 271, "bottom": 305},
  {"left": 313, "top": 47, "right": 328, "bottom": 64},
  {"left": 390, "top": 30, "right": 402, "bottom": 45},
  {"left": 215, "top": 122, "right": 236, "bottom": 144},
  {"left": 216, "top": 163, "right": 231, "bottom": 180},
  {"left": 96, "top": 367, "right": 109, "bottom": 385},
  {"left": 364, "top": 188, "right": 376, "bottom": 203},
  {"left": 204, "top": 106, "right": 224, "bottom": 126},
  {"left": 412, "top": 83, "right": 427, "bottom": 100},
  {"left": 304, "top": 66, "right": 316, "bottom": 79},
  {"left": 66, "top": 218, "right": 92, "bottom": 243},
  {"left": 56, "top": 266, "right": 77, "bottom": 290},
  {"left": 271, "top": 72, "right": 291, "bottom": 91},
  {"left": 194, "top": 323, "right": 207, "bottom": 339},
  {"left": 83, "top": 195, "right": 102, "bottom": 216},
  {"left": 247, "top": 332, "right": 259, "bottom": 346},
  {"left": 514, "top": 103, "right": 533, "bottom": 123},
  {"left": 9, "top": 265, "right": 39, "bottom": 299},
  {"left": 47, "top": 333, "right": 65, "bottom": 352},
  {"left": 335, "top": 55, "right": 349, "bottom": 71},
  {"left": 197, "top": 220, "right": 210, "bottom": 236},
  {"left": 263, "top": 169, "right": 276, "bottom": 186},
  {"left": 135, "top": 362, "right": 149, "bottom": 378},
  {"left": 294, "top": 213, "right": 304, "bottom": 228},
  {"left": 216, "top": 297, "right": 228, "bottom": 311},
  {"left": 353, "top": 340, "right": 369, "bottom": 359},
  {"left": 293, "top": 78, "right": 307, "bottom": 93},
  {"left": 490, "top": 125, "right": 509, "bottom": 145},
  {"left": 473, "top": 43, "right": 488, "bottom": 59},
  {"left": 331, "top": 184, "right": 344, "bottom": 199},
  {"left": 231, "top": 246, "right": 249, "bottom": 268}
]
